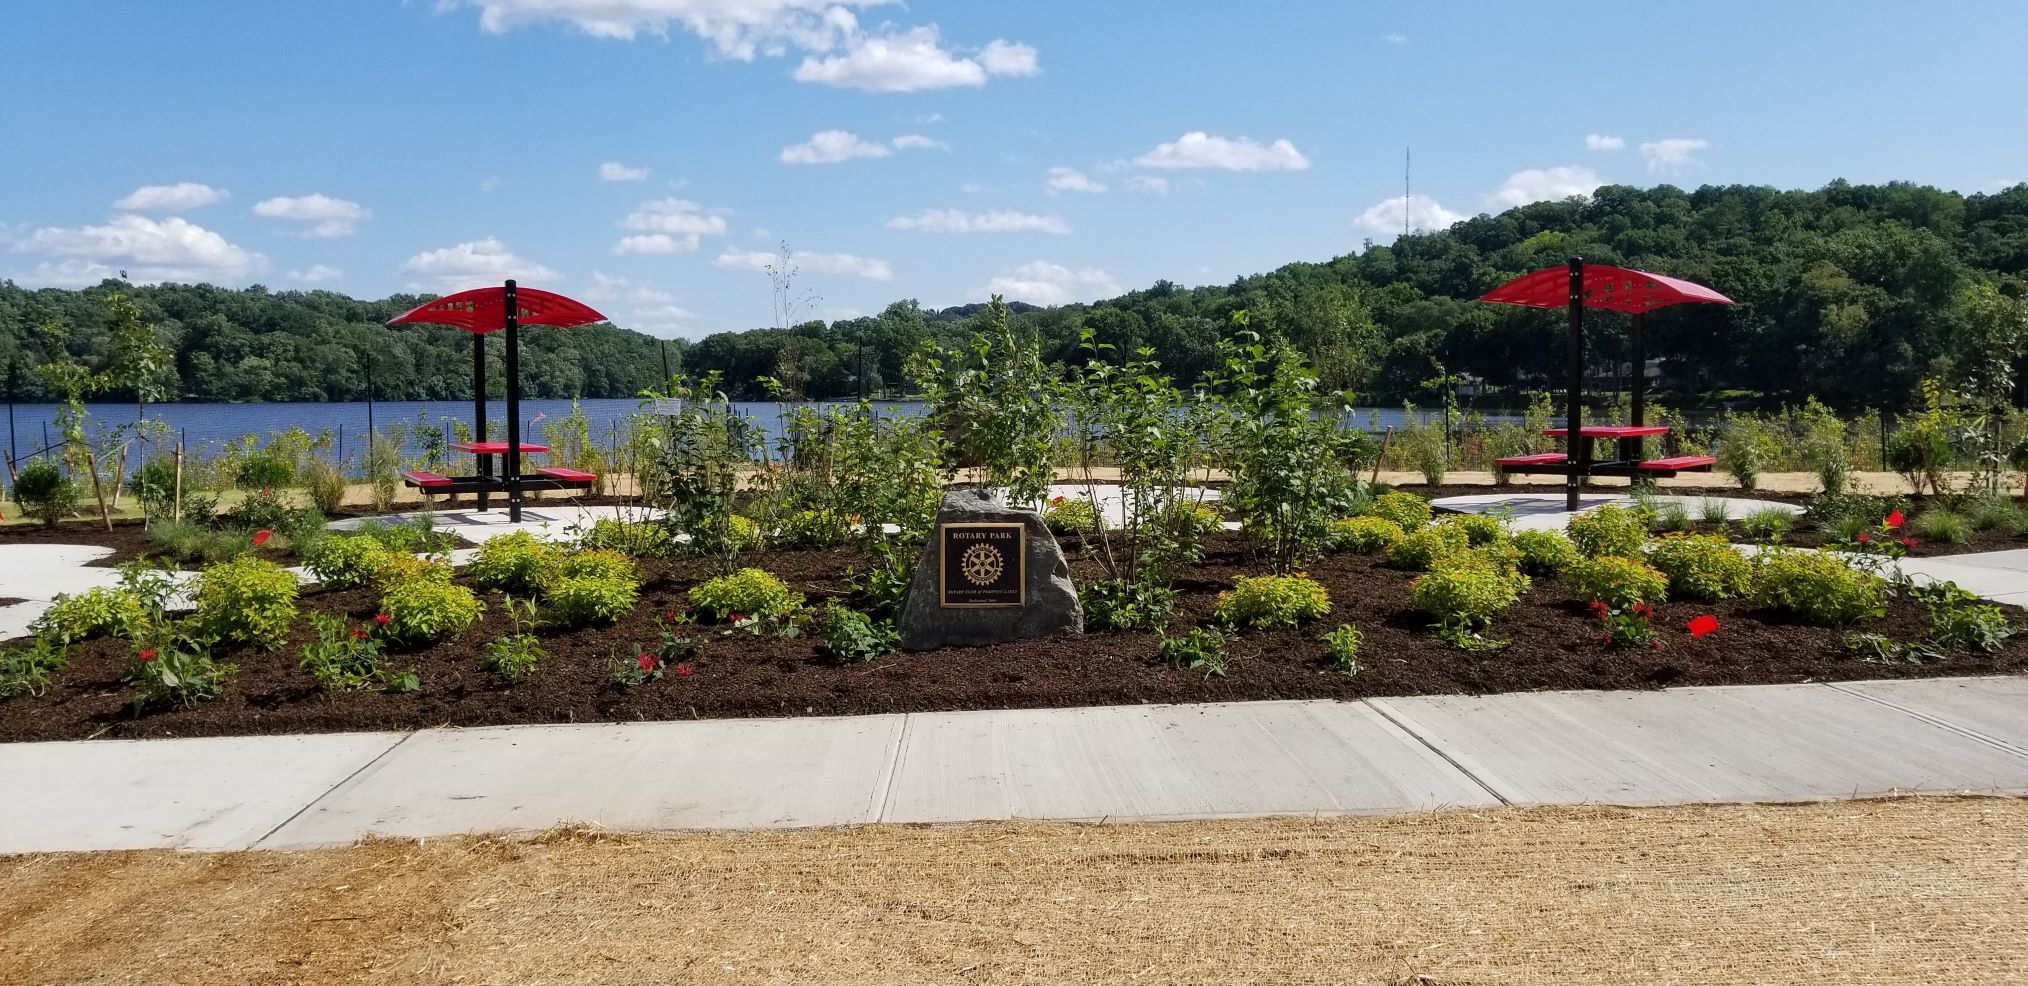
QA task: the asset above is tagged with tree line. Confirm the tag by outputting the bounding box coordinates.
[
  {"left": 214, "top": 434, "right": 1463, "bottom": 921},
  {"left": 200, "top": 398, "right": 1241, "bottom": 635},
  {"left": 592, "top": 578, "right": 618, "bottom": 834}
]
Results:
[{"left": 4, "top": 178, "right": 2025, "bottom": 410}]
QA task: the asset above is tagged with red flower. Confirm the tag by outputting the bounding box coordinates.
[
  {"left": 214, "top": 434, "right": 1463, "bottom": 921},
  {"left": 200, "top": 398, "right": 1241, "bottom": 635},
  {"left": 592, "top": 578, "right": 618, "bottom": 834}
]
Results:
[
  {"left": 1885, "top": 510, "right": 1904, "bottom": 529},
  {"left": 351, "top": 627, "right": 369, "bottom": 641},
  {"left": 252, "top": 529, "right": 273, "bottom": 547},
  {"left": 663, "top": 610, "right": 676, "bottom": 622},
  {"left": 1687, "top": 614, "right": 1719, "bottom": 638},
  {"left": 1050, "top": 496, "right": 1066, "bottom": 506},
  {"left": 138, "top": 649, "right": 158, "bottom": 662},
  {"left": 637, "top": 653, "right": 657, "bottom": 672},
  {"left": 1588, "top": 600, "right": 1608, "bottom": 616},
  {"left": 1633, "top": 603, "right": 1655, "bottom": 618},
  {"left": 1856, "top": 533, "right": 1871, "bottom": 544},
  {"left": 1901, "top": 537, "right": 1918, "bottom": 549},
  {"left": 674, "top": 663, "right": 695, "bottom": 677},
  {"left": 374, "top": 613, "right": 391, "bottom": 625},
  {"left": 1652, "top": 640, "right": 1665, "bottom": 651},
  {"left": 729, "top": 613, "right": 746, "bottom": 623}
]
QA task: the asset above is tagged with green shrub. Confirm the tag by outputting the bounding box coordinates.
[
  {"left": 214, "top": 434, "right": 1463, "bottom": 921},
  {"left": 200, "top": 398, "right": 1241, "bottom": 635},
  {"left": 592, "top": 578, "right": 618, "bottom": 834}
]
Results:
[
  {"left": 127, "top": 456, "right": 188, "bottom": 523},
  {"left": 298, "top": 612, "right": 395, "bottom": 691},
  {"left": 1044, "top": 496, "right": 1102, "bottom": 536},
  {"left": 772, "top": 509, "right": 848, "bottom": 549},
  {"left": 1566, "top": 555, "right": 1670, "bottom": 609},
  {"left": 0, "top": 637, "right": 67, "bottom": 699},
  {"left": 378, "top": 565, "right": 484, "bottom": 642},
  {"left": 1648, "top": 500, "right": 1692, "bottom": 533},
  {"left": 469, "top": 532, "right": 562, "bottom": 595},
  {"left": 1751, "top": 550, "right": 1886, "bottom": 626},
  {"left": 689, "top": 568, "right": 802, "bottom": 622},
  {"left": 1908, "top": 510, "right": 1970, "bottom": 545},
  {"left": 1886, "top": 425, "right": 1953, "bottom": 495},
  {"left": 233, "top": 451, "right": 294, "bottom": 491},
  {"left": 1740, "top": 508, "right": 1794, "bottom": 542},
  {"left": 545, "top": 575, "right": 640, "bottom": 627},
  {"left": 1698, "top": 498, "right": 1731, "bottom": 527},
  {"left": 580, "top": 517, "right": 676, "bottom": 556},
  {"left": 557, "top": 548, "right": 640, "bottom": 585},
  {"left": 1646, "top": 534, "right": 1753, "bottom": 601},
  {"left": 1156, "top": 500, "right": 1225, "bottom": 542},
  {"left": 820, "top": 606, "right": 898, "bottom": 663},
  {"left": 1566, "top": 504, "right": 1649, "bottom": 558},
  {"left": 300, "top": 535, "right": 394, "bottom": 589},
  {"left": 1910, "top": 582, "right": 2017, "bottom": 653},
  {"left": 129, "top": 622, "right": 235, "bottom": 711},
  {"left": 1080, "top": 577, "right": 1177, "bottom": 632},
  {"left": 1386, "top": 521, "right": 1471, "bottom": 571},
  {"left": 1410, "top": 554, "right": 1530, "bottom": 649},
  {"left": 1213, "top": 574, "right": 1331, "bottom": 629},
  {"left": 194, "top": 556, "right": 299, "bottom": 648},
  {"left": 1965, "top": 495, "right": 2026, "bottom": 534},
  {"left": 1369, "top": 491, "right": 1432, "bottom": 532},
  {"left": 1320, "top": 624, "right": 1362, "bottom": 675},
  {"left": 481, "top": 597, "right": 543, "bottom": 683},
  {"left": 145, "top": 520, "right": 251, "bottom": 564},
  {"left": 1327, "top": 516, "right": 1404, "bottom": 554},
  {"left": 32, "top": 587, "right": 147, "bottom": 645},
  {"left": 1157, "top": 626, "right": 1229, "bottom": 677},
  {"left": 10, "top": 461, "right": 81, "bottom": 528},
  {"left": 1511, "top": 529, "right": 1581, "bottom": 576},
  {"left": 299, "top": 457, "right": 348, "bottom": 515},
  {"left": 1451, "top": 513, "right": 1506, "bottom": 546}
]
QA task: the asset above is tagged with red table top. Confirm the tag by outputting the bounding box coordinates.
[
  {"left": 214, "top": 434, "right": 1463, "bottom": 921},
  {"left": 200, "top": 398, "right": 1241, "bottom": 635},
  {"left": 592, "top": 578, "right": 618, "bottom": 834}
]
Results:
[
  {"left": 1543, "top": 425, "right": 1670, "bottom": 439},
  {"left": 450, "top": 441, "right": 550, "bottom": 454}
]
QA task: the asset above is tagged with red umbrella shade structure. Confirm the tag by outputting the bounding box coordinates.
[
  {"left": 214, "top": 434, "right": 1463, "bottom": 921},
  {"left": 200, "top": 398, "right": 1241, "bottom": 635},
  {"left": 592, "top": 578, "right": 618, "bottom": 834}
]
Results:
[
  {"left": 387, "top": 281, "right": 607, "bottom": 522},
  {"left": 1480, "top": 258, "right": 1733, "bottom": 509}
]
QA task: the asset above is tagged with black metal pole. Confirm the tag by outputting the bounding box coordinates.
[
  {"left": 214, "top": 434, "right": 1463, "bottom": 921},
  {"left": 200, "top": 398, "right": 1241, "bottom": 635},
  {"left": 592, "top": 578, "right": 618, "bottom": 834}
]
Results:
[
  {"left": 6, "top": 359, "right": 16, "bottom": 466},
  {"left": 364, "top": 359, "right": 376, "bottom": 438},
  {"left": 474, "top": 325, "right": 490, "bottom": 511},
  {"left": 504, "top": 279, "right": 523, "bottom": 523},
  {"left": 1624, "top": 311, "right": 1646, "bottom": 462},
  {"left": 1566, "top": 257, "right": 1585, "bottom": 513},
  {"left": 659, "top": 339, "right": 671, "bottom": 386}
]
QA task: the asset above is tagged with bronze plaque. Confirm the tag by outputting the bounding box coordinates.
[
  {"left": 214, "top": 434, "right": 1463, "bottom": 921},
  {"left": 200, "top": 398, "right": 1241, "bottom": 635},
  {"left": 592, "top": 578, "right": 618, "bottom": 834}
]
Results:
[{"left": 938, "top": 522, "right": 1026, "bottom": 608}]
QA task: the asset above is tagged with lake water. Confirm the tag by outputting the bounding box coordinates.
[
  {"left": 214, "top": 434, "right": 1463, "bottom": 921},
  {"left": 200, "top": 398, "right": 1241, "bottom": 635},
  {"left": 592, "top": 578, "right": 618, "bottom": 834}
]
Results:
[{"left": 1, "top": 400, "right": 1515, "bottom": 463}]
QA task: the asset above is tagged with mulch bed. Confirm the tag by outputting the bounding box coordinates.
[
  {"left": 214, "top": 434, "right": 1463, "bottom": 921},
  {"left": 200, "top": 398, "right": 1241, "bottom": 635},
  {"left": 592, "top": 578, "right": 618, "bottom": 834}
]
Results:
[{"left": 5, "top": 531, "right": 2026, "bottom": 743}]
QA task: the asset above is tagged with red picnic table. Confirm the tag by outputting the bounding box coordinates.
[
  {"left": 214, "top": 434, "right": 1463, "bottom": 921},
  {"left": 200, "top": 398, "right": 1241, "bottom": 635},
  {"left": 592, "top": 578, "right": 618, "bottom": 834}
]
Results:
[{"left": 1497, "top": 424, "right": 1714, "bottom": 480}]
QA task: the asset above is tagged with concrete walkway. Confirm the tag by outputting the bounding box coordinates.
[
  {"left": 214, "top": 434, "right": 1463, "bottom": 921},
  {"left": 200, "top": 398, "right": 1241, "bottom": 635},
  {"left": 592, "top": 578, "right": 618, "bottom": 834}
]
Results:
[{"left": 4, "top": 675, "right": 2024, "bottom": 854}]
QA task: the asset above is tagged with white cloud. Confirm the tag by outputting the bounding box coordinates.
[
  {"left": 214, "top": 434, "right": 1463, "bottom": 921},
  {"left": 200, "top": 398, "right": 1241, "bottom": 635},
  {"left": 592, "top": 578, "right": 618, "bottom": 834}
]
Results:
[
  {"left": 1134, "top": 131, "right": 1310, "bottom": 171},
  {"left": 1639, "top": 137, "right": 1710, "bottom": 173},
  {"left": 1585, "top": 133, "right": 1626, "bottom": 152},
  {"left": 1381, "top": 33, "right": 1408, "bottom": 45},
  {"left": 1126, "top": 175, "right": 1172, "bottom": 195},
  {"left": 480, "top": 176, "right": 503, "bottom": 192},
  {"left": 400, "top": 238, "right": 559, "bottom": 290},
  {"left": 793, "top": 26, "right": 1036, "bottom": 92},
  {"left": 977, "top": 39, "right": 1039, "bottom": 77},
  {"left": 715, "top": 247, "right": 892, "bottom": 280},
  {"left": 1045, "top": 166, "right": 1106, "bottom": 194},
  {"left": 1487, "top": 166, "right": 1603, "bottom": 208},
  {"left": 886, "top": 209, "right": 1070, "bottom": 234},
  {"left": 617, "top": 197, "right": 728, "bottom": 251},
  {"left": 18, "top": 214, "right": 264, "bottom": 285},
  {"left": 980, "top": 260, "right": 1120, "bottom": 306},
  {"left": 598, "top": 161, "right": 650, "bottom": 181},
  {"left": 1354, "top": 194, "right": 1465, "bottom": 236},
  {"left": 585, "top": 271, "right": 696, "bottom": 335},
  {"left": 252, "top": 193, "right": 370, "bottom": 237},
  {"left": 113, "top": 182, "right": 229, "bottom": 212},
  {"left": 915, "top": 112, "right": 945, "bottom": 124},
  {"left": 891, "top": 133, "right": 947, "bottom": 150},
  {"left": 780, "top": 129, "right": 892, "bottom": 164},
  {"left": 287, "top": 264, "right": 342, "bottom": 283}
]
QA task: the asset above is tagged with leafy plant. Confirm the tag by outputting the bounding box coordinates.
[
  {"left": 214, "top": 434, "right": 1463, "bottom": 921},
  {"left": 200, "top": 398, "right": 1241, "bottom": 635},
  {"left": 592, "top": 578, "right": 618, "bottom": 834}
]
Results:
[
  {"left": 1451, "top": 513, "right": 1506, "bottom": 546},
  {"left": 1751, "top": 550, "right": 1886, "bottom": 626},
  {"left": 1566, "top": 504, "right": 1649, "bottom": 558},
  {"left": 1080, "top": 577, "right": 1178, "bottom": 632},
  {"left": 1965, "top": 495, "right": 2026, "bottom": 534},
  {"left": 820, "top": 606, "right": 898, "bottom": 663},
  {"left": 298, "top": 612, "right": 403, "bottom": 691},
  {"left": 300, "top": 535, "right": 394, "bottom": 589},
  {"left": 846, "top": 558, "right": 911, "bottom": 621},
  {"left": 1844, "top": 631, "right": 1943, "bottom": 665},
  {"left": 1157, "top": 626, "right": 1229, "bottom": 677},
  {"left": 1909, "top": 581, "right": 2016, "bottom": 653},
  {"left": 609, "top": 650, "right": 665, "bottom": 687},
  {"left": 1386, "top": 522, "right": 1471, "bottom": 571},
  {"left": 482, "top": 597, "right": 545, "bottom": 684},
  {"left": 1908, "top": 510, "right": 1970, "bottom": 545},
  {"left": 0, "top": 638, "right": 68, "bottom": 700},
  {"left": 1410, "top": 554, "right": 1530, "bottom": 650},
  {"left": 1647, "top": 500, "right": 1692, "bottom": 533},
  {"left": 1368, "top": 490, "right": 1433, "bottom": 532},
  {"left": 1715, "top": 413, "right": 1781, "bottom": 491},
  {"left": 469, "top": 531, "right": 563, "bottom": 595},
  {"left": 689, "top": 567, "right": 802, "bottom": 622},
  {"left": 32, "top": 586, "right": 146, "bottom": 645},
  {"left": 194, "top": 555, "right": 299, "bottom": 648},
  {"left": 128, "top": 622, "right": 234, "bottom": 712},
  {"left": 1327, "top": 516, "right": 1404, "bottom": 554},
  {"left": 1213, "top": 574, "right": 1331, "bottom": 629},
  {"left": 1697, "top": 497, "right": 1732, "bottom": 527},
  {"left": 1320, "top": 624, "right": 1362, "bottom": 675},
  {"left": 1566, "top": 555, "right": 1670, "bottom": 609},
  {"left": 545, "top": 573, "right": 640, "bottom": 627},
  {"left": 10, "top": 460, "right": 82, "bottom": 527},
  {"left": 1646, "top": 534, "right": 1753, "bottom": 601},
  {"left": 910, "top": 296, "right": 1063, "bottom": 508},
  {"left": 378, "top": 562, "right": 485, "bottom": 643},
  {"left": 1886, "top": 418, "right": 1954, "bottom": 496},
  {"left": 1798, "top": 396, "right": 1851, "bottom": 495},
  {"left": 299, "top": 457, "right": 349, "bottom": 515},
  {"left": 1592, "top": 600, "right": 1659, "bottom": 649},
  {"left": 1739, "top": 508, "right": 1794, "bottom": 543},
  {"left": 1511, "top": 529, "right": 1580, "bottom": 576},
  {"left": 1043, "top": 496, "right": 1102, "bottom": 537}
]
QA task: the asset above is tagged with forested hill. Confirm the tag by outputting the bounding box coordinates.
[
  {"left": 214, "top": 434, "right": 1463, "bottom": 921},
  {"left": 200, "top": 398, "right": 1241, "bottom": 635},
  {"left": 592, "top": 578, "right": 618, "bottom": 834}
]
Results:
[{"left": 4, "top": 179, "right": 2025, "bottom": 409}]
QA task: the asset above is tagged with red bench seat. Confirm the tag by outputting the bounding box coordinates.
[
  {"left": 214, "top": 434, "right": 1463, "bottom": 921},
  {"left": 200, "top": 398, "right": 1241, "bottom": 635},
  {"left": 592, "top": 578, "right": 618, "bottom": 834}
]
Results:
[
  {"left": 1637, "top": 455, "right": 1717, "bottom": 472},
  {"left": 1495, "top": 453, "right": 1566, "bottom": 467},
  {"left": 534, "top": 466, "right": 598, "bottom": 483},
  {"left": 401, "top": 470, "right": 453, "bottom": 488}
]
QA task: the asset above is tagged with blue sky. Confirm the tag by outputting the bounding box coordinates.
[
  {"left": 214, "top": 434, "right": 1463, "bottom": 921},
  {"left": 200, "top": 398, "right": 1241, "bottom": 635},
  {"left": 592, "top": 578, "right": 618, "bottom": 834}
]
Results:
[{"left": 3, "top": 0, "right": 2024, "bottom": 338}]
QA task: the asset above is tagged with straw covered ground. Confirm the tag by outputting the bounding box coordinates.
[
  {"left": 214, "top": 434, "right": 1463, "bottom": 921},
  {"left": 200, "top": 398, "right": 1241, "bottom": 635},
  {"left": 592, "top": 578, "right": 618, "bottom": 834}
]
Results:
[{"left": 3, "top": 797, "right": 2024, "bottom": 985}]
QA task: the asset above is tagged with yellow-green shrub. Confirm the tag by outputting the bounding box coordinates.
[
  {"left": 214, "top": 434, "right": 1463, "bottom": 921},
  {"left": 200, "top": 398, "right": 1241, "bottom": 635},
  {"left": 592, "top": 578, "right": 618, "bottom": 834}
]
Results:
[
  {"left": 300, "top": 535, "right": 394, "bottom": 589},
  {"left": 1213, "top": 574, "right": 1331, "bottom": 629},
  {"left": 1566, "top": 555, "right": 1669, "bottom": 609},
  {"left": 1387, "top": 522, "right": 1471, "bottom": 571},
  {"left": 1567, "top": 504, "right": 1649, "bottom": 558},
  {"left": 1369, "top": 491, "right": 1432, "bottom": 532},
  {"left": 1646, "top": 533, "right": 1753, "bottom": 601},
  {"left": 1511, "top": 529, "right": 1581, "bottom": 576},
  {"left": 1410, "top": 554, "right": 1531, "bottom": 647},
  {"left": 1328, "top": 516, "right": 1404, "bottom": 554},
  {"left": 194, "top": 556, "right": 299, "bottom": 648},
  {"left": 469, "top": 531, "right": 561, "bottom": 595},
  {"left": 689, "top": 567, "right": 802, "bottom": 622},
  {"left": 1751, "top": 550, "right": 1886, "bottom": 626}
]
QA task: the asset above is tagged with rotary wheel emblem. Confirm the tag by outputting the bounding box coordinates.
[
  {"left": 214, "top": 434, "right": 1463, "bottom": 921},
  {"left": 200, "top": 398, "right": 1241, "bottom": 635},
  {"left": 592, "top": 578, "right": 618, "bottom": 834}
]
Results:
[{"left": 960, "top": 543, "right": 1005, "bottom": 586}]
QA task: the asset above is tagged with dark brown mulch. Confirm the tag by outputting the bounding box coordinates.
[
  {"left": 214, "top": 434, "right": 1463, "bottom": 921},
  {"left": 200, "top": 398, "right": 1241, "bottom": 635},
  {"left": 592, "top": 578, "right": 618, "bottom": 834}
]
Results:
[{"left": 4, "top": 532, "right": 2025, "bottom": 743}]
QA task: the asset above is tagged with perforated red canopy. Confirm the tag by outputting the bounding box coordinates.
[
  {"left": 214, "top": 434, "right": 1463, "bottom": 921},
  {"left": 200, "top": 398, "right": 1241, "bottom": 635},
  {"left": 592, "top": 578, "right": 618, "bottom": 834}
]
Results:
[
  {"left": 387, "top": 285, "right": 607, "bottom": 334},
  {"left": 1479, "top": 264, "right": 1733, "bottom": 314}
]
